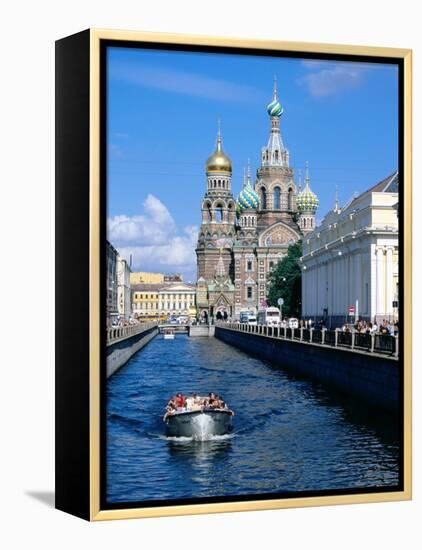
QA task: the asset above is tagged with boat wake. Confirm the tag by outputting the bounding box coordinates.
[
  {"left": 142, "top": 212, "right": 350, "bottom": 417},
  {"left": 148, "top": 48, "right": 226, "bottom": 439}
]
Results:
[{"left": 161, "top": 433, "right": 235, "bottom": 443}]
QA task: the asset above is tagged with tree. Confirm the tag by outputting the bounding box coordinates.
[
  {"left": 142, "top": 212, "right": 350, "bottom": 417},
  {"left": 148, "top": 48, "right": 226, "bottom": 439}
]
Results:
[{"left": 267, "top": 241, "right": 303, "bottom": 318}]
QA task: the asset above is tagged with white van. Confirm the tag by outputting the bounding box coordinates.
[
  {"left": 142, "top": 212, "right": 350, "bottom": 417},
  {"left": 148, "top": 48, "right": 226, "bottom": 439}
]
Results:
[
  {"left": 239, "top": 311, "right": 257, "bottom": 325},
  {"left": 257, "top": 307, "right": 281, "bottom": 327}
]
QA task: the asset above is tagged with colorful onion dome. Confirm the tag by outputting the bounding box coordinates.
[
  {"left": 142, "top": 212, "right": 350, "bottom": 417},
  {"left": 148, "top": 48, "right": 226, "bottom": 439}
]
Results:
[
  {"left": 296, "top": 165, "right": 319, "bottom": 213},
  {"left": 237, "top": 184, "right": 259, "bottom": 211},
  {"left": 267, "top": 97, "right": 283, "bottom": 117},
  {"left": 267, "top": 76, "right": 284, "bottom": 117},
  {"left": 237, "top": 163, "right": 259, "bottom": 212},
  {"left": 206, "top": 124, "right": 232, "bottom": 174}
]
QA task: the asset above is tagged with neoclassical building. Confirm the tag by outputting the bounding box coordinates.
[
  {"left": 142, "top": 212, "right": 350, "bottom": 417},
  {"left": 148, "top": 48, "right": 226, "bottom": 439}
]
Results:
[
  {"left": 132, "top": 282, "right": 196, "bottom": 320},
  {"left": 196, "top": 80, "right": 319, "bottom": 320},
  {"left": 301, "top": 172, "right": 399, "bottom": 327}
]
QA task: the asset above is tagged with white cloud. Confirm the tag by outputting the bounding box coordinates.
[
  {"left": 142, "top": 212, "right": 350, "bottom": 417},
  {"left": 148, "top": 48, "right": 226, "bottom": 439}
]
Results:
[
  {"left": 298, "top": 63, "right": 368, "bottom": 97},
  {"left": 108, "top": 195, "right": 198, "bottom": 281},
  {"left": 110, "top": 62, "right": 264, "bottom": 103}
]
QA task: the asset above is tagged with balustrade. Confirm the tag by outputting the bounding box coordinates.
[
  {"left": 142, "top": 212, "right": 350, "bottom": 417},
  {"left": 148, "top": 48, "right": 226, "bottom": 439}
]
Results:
[{"left": 221, "top": 322, "right": 397, "bottom": 357}]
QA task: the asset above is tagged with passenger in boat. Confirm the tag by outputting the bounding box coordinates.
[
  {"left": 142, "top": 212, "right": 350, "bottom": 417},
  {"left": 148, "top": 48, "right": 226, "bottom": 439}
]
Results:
[
  {"left": 163, "top": 400, "right": 177, "bottom": 421},
  {"left": 175, "top": 392, "right": 185, "bottom": 409},
  {"left": 191, "top": 393, "right": 203, "bottom": 410},
  {"left": 208, "top": 395, "right": 221, "bottom": 409},
  {"left": 184, "top": 395, "right": 195, "bottom": 410}
]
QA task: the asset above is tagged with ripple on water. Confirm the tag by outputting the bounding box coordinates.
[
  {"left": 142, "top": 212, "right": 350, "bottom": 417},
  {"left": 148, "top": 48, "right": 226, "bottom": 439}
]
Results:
[{"left": 106, "top": 334, "right": 400, "bottom": 503}]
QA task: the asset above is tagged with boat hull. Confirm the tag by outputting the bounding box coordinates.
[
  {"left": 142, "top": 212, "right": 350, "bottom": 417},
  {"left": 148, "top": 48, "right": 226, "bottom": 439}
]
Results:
[{"left": 165, "top": 410, "right": 232, "bottom": 439}]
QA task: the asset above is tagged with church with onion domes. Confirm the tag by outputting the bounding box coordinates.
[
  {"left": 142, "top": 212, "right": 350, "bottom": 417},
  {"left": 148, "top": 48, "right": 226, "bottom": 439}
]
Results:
[{"left": 195, "top": 79, "right": 319, "bottom": 321}]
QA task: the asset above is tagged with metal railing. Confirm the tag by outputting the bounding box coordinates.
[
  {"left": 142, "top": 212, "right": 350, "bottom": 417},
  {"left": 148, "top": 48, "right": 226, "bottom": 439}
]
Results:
[
  {"left": 218, "top": 322, "right": 398, "bottom": 358},
  {"left": 106, "top": 321, "right": 158, "bottom": 345}
]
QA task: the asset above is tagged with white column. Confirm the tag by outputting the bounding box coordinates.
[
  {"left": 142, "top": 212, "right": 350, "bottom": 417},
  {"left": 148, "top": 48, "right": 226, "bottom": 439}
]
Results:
[
  {"left": 385, "top": 246, "right": 394, "bottom": 316},
  {"left": 354, "top": 253, "right": 361, "bottom": 313},
  {"left": 376, "top": 247, "right": 385, "bottom": 319},
  {"left": 335, "top": 259, "right": 340, "bottom": 315},
  {"left": 341, "top": 256, "right": 346, "bottom": 315},
  {"left": 315, "top": 264, "right": 319, "bottom": 317}
]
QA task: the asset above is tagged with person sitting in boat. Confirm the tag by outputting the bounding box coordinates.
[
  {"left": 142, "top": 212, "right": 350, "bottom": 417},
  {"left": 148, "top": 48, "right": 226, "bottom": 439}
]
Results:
[
  {"left": 184, "top": 395, "right": 195, "bottom": 410},
  {"left": 191, "top": 393, "right": 203, "bottom": 411},
  {"left": 163, "top": 400, "right": 177, "bottom": 421},
  {"left": 175, "top": 392, "right": 185, "bottom": 409}
]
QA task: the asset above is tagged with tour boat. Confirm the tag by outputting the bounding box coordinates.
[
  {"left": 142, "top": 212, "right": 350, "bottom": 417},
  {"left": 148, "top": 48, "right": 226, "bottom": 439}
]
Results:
[{"left": 164, "top": 407, "right": 234, "bottom": 439}]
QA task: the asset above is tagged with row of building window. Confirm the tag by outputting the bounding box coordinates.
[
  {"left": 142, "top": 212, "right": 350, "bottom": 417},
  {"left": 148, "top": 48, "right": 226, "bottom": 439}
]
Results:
[
  {"left": 133, "top": 302, "right": 194, "bottom": 310},
  {"left": 133, "top": 293, "right": 195, "bottom": 300}
]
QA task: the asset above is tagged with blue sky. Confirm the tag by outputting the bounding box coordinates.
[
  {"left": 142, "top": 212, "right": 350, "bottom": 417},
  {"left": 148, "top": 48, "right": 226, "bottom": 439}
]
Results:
[{"left": 107, "top": 46, "right": 398, "bottom": 281}]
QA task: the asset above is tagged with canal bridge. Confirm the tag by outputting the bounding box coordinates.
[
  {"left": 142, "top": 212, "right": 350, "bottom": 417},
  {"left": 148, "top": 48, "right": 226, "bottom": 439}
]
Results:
[{"left": 158, "top": 323, "right": 189, "bottom": 334}]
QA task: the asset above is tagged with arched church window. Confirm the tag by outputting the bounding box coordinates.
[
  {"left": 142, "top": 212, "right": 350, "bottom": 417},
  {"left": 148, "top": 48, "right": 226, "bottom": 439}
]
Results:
[
  {"left": 216, "top": 204, "right": 224, "bottom": 222},
  {"left": 260, "top": 187, "right": 267, "bottom": 209},
  {"left": 303, "top": 218, "right": 307, "bottom": 228},
  {"left": 288, "top": 188, "right": 294, "bottom": 210},
  {"left": 274, "top": 186, "right": 281, "bottom": 209},
  {"left": 274, "top": 150, "right": 279, "bottom": 162}
]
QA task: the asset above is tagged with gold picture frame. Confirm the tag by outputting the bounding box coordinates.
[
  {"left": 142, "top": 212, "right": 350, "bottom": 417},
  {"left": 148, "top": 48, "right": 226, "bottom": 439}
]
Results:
[{"left": 55, "top": 28, "right": 412, "bottom": 521}]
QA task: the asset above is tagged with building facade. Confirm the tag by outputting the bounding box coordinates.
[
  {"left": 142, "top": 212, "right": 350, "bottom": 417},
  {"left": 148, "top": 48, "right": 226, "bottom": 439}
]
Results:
[
  {"left": 132, "top": 282, "right": 196, "bottom": 320},
  {"left": 158, "top": 283, "right": 196, "bottom": 319},
  {"left": 301, "top": 172, "right": 399, "bottom": 327},
  {"left": 132, "top": 284, "right": 160, "bottom": 319},
  {"left": 195, "top": 80, "right": 319, "bottom": 320},
  {"left": 117, "top": 256, "right": 132, "bottom": 320},
  {"left": 106, "top": 240, "right": 119, "bottom": 321}
]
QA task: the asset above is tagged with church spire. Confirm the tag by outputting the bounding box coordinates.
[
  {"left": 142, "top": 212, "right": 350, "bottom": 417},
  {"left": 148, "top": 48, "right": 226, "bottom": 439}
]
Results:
[
  {"left": 217, "top": 117, "right": 222, "bottom": 148},
  {"left": 304, "top": 161, "right": 310, "bottom": 190},
  {"left": 334, "top": 185, "right": 340, "bottom": 212},
  {"left": 262, "top": 78, "right": 288, "bottom": 167},
  {"left": 247, "top": 158, "right": 251, "bottom": 186}
]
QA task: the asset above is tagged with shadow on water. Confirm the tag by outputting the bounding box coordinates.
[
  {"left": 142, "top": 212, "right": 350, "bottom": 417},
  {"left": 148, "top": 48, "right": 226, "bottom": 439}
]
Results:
[{"left": 262, "top": 360, "right": 400, "bottom": 445}]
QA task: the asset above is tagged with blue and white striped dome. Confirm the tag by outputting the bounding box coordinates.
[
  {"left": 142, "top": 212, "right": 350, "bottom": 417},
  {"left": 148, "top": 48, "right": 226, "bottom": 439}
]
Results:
[
  {"left": 237, "top": 183, "right": 259, "bottom": 212},
  {"left": 267, "top": 97, "right": 283, "bottom": 117}
]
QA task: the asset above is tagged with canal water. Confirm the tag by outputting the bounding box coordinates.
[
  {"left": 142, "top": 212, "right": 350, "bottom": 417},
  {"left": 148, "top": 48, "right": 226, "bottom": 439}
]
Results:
[{"left": 106, "top": 334, "right": 400, "bottom": 504}]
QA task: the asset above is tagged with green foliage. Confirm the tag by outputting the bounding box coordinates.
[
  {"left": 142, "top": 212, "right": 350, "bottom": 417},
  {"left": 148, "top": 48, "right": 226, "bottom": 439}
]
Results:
[{"left": 267, "top": 241, "right": 303, "bottom": 318}]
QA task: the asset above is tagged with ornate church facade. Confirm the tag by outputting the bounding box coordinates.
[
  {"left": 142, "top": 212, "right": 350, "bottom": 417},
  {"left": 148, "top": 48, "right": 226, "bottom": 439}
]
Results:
[{"left": 195, "top": 80, "right": 319, "bottom": 321}]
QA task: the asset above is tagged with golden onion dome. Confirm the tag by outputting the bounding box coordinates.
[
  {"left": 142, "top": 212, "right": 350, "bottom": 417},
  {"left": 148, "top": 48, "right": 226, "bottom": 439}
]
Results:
[{"left": 205, "top": 127, "right": 232, "bottom": 174}]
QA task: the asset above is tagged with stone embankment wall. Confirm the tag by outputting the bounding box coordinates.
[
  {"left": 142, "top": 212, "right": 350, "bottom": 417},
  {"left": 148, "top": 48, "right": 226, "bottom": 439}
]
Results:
[
  {"left": 215, "top": 326, "right": 399, "bottom": 413},
  {"left": 106, "top": 324, "right": 158, "bottom": 377}
]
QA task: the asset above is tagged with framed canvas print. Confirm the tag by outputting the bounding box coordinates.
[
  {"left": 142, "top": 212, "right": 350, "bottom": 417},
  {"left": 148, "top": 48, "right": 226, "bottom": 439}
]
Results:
[{"left": 55, "top": 29, "right": 412, "bottom": 521}]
